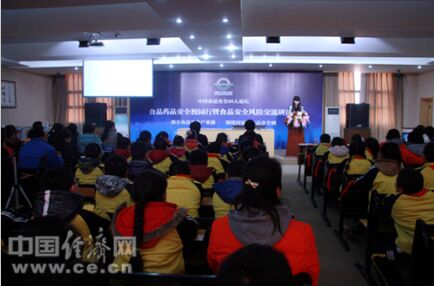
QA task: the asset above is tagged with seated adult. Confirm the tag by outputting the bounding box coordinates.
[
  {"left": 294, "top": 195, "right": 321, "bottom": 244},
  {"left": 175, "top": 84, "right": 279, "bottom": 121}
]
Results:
[
  {"left": 190, "top": 121, "right": 208, "bottom": 147},
  {"left": 207, "top": 157, "right": 319, "bottom": 285},
  {"left": 392, "top": 168, "right": 434, "bottom": 254},
  {"left": 218, "top": 244, "right": 295, "bottom": 286},
  {"left": 18, "top": 124, "right": 63, "bottom": 171},
  {"left": 238, "top": 119, "right": 265, "bottom": 152},
  {"left": 113, "top": 169, "right": 195, "bottom": 274},
  {"left": 136, "top": 130, "right": 154, "bottom": 153},
  {"left": 419, "top": 143, "right": 434, "bottom": 190},
  {"left": 77, "top": 123, "right": 102, "bottom": 154},
  {"left": 354, "top": 142, "right": 402, "bottom": 196}
]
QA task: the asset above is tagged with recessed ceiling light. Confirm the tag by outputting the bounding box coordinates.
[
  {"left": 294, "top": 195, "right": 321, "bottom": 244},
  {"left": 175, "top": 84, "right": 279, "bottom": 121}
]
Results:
[
  {"left": 269, "top": 63, "right": 273, "bottom": 67},
  {"left": 368, "top": 65, "right": 373, "bottom": 69},
  {"left": 74, "top": 66, "right": 79, "bottom": 71},
  {"left": 198, "top": 46, "right": 203, "bottom": 50},
  {"left": 222, "top": 17, "right": 229, "bottom": 23},
  {"left": 319, "top": 64, "right": 323, "bottom": 68},
  {"left": 231, "top": 54, "right": 236, "bottom": 59},
  {"left": 417, "top": 65, "right": 422, "bottom": 69},
  {"left": 226, "top": 44, "right": 237, "bottom": 52},
  {"left": 169, "top": 64, "right": 174, "bottom": 68},
  {"left": 220, "top": 63, "right": 224, "bottom": 68},
  {"left": 176, "top": 17, "right": 183, "bottom": 24},
  {"left": 202, "top": 54, "right": 210, "bottom": 60},
  {"left": 226, "top": 33, "right": 232, "bottom": 39},
  {"left": 189, "top": 34, "right": 195, "bottom": 39}
]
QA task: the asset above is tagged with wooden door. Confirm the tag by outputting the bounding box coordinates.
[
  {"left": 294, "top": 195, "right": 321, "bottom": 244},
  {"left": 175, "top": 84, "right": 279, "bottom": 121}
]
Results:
[{"left": 420, "top": 98, "right": 433, "bottom": 126}]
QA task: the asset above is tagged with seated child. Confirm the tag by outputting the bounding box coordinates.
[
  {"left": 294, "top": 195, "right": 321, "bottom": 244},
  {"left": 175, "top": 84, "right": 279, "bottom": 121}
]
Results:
[
  {"left": 35, "top": 167, "right": 111, "bottom": 262},
  {"left": 354, "top": 142, "right": 401, "bottom": 195},
  {"left": 127, "top": 141, "right": 151, "bottom": 181},
  {"left": 207, "top": 142, "right": 227, "bottom": 178},
  {"left": 392, "top": 168, "right": 434, "bottom": 254},
  {"left": 364, "top": 137, "right": 380, "bottom": 162},
  {"left": 95, "top": 154, "right": 133, "bottom": 216},
  {"left": 325, "top": 137, "right": 349, "bottom": 165},
  {"left": 419, "top": 143, "right": 434, "bottom": 190},
  {"left": 168, "top": 135, "right": 187, "bottom": 161},
  {"left": 113, "top": 169, "right": 196, "bottom": 274},
  {"left": 136, "top": 130, "right": 154, "bottom": 153},
  {"left": 313, "top": 134, "right": 331, "bottom": 156},
  {"left": 147, "top": 138, "right": 173, "bottom": 176},
  {"left": 400, "top": 131, "right": 425, "bottom": 167},
  {"left": 189, "top": 149, "right": 215, "bottom": 191},
  {"left": 75, "top": 143, "right": 104, "bottom": 186},
  {"left": 165, "top": 161, "right": 201, "bottom": 218},
  {"left": 213, "top": 159, "right": 245, "bottom": 218},
  {"left": 207, "top": 157, "right": 320, "bottom": 285},
  {"left": 185, "top": 132, "right": 200, "bottom": 153},
  {"left": 345, "top": 139, "right": 372, "bottom": 176},
  {"left": 114, "top": 136, "right": 131, "bottom": 160}
]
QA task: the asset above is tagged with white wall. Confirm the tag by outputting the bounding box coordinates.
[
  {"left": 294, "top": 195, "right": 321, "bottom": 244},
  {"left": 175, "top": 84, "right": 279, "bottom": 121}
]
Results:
[
  {"left": 402, "top": 71, "right": 434, "bottom": 128},
  {"left": 1, "top": 68, "right": 53, "bottom": 127}
]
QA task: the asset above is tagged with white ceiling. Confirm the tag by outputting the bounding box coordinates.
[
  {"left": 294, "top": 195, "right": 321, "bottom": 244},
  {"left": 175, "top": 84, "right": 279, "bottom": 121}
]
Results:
[{"left": 2, "top": 0, "right": 434, "bottom": 74}]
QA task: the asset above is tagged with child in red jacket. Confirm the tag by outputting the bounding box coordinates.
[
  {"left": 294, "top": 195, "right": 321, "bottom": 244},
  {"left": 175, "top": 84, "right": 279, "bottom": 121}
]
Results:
[{"left": 207, "top": 157, "right": 320, "bottom": 286}]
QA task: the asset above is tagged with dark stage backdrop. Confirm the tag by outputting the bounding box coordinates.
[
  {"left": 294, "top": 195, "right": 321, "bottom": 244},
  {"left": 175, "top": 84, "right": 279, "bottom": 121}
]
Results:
[{"left": 130, "top": 71, "right": 323, "bottom": 148}]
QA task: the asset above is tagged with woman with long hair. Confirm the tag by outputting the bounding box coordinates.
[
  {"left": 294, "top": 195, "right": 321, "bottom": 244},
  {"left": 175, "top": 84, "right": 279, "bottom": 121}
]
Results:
[{"left": 207, "top": 156, "right": 320, "bottom": 285}]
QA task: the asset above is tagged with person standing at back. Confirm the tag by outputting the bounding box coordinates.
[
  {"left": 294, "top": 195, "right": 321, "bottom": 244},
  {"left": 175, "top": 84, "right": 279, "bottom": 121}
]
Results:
[{"left": 190, "top": 121, "right": 208, "bottom": 148}]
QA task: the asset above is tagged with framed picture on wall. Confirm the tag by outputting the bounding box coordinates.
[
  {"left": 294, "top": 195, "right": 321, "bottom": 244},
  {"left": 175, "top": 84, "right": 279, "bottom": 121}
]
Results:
[{"left": 2, "top": 80, "right": 17, "bottom": 108}]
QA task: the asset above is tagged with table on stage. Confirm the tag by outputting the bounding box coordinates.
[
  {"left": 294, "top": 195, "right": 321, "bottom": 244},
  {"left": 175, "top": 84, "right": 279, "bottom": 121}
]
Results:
[{"left": 177, "top": 128, "right": 275, "bottom": 157}]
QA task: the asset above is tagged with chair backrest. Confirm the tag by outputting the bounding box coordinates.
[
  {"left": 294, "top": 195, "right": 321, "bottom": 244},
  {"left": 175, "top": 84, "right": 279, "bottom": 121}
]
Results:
[
  {"left": 78, "top": 184, "right": 96, "bottom": 198},
  {"left": 111, "top": 272, "right": 218, "bottom": 286},
  {"left": 409, "top": 219, "right": 434, "bottom": 286},
  {"left": 293, "top": 272, "right": 312, "bottom": 286}
]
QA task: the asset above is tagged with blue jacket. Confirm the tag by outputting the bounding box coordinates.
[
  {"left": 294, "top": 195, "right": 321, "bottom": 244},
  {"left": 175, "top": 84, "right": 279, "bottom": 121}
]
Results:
[
  {"left": 214, "top": 177, "right": 243, "bottom": 204},
  {"left": 77, "top": 134, "right": 102, "bottom": 154},
  {"left": 18, "top": 138, "right": 63, "bottom": 170}
]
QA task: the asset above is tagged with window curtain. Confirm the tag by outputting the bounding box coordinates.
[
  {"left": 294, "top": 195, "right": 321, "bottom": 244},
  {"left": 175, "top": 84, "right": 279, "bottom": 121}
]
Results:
[
  {"left": 338, "top": 72, "right": 355, "bottom": 132},
  {"left": 365, "top": 73, "right": 396, "bottom": 140},
  {"left": 52, "top": 74, "right": 68, "bottom": 124},
  {"left": 66, "top": 73, "right": 114, "bottom": 124},
  {"left": 66, "top": 73, "right": 85, "bottom": 123}
]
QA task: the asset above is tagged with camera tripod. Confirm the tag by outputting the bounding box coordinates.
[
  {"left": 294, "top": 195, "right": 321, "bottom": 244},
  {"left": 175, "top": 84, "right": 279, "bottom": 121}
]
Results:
[{"left": 5, "top": 156, "right": 32, "bottom": 210}]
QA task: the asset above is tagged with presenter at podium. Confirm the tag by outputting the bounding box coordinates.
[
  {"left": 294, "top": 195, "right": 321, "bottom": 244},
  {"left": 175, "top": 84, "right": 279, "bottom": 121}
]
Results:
[{"left": 284, "top": 96, "right": 310, "bottom": 156}]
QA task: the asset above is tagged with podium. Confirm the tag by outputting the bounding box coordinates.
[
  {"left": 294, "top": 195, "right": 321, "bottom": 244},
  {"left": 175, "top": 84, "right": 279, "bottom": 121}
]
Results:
[{"left": 286, "top": 127, "right": 305, "bottom": 156}]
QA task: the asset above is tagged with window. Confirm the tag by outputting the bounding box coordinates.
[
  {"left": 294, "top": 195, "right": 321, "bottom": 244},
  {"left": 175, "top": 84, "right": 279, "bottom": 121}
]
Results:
[{"left": 354, "top": 71, "right": 361, "bottom": 104}]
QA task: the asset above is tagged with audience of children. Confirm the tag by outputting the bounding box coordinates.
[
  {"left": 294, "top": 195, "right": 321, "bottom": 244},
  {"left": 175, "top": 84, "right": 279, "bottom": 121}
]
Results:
[{"left": 3, "top": 118, "right": 434, "bottom": 284}]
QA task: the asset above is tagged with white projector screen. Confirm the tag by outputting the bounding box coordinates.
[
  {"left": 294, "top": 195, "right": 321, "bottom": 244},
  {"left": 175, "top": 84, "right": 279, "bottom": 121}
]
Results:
[{"left": 84, "top": 59, "right": 153, "bottom": 97}]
